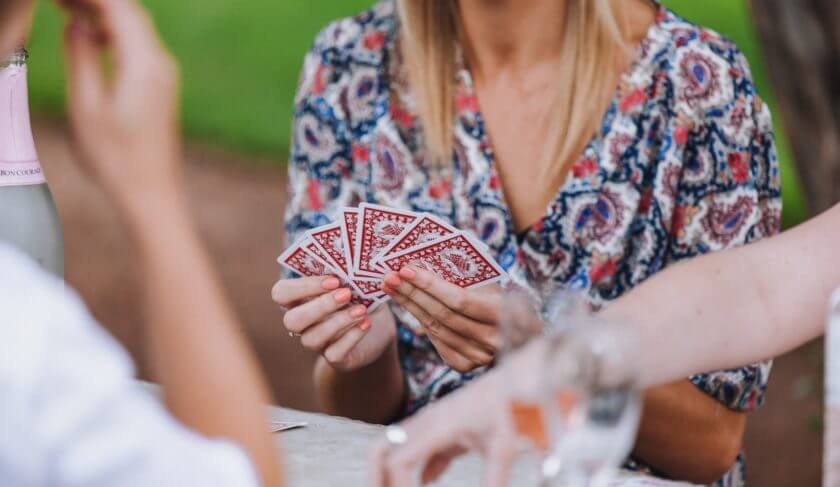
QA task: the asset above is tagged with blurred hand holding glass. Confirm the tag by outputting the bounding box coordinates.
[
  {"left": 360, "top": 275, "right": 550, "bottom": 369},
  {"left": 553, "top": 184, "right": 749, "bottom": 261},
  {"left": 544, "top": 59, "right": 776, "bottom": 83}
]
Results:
[{"left": 499, "top": 284, "right": 643, "bottom": 486}]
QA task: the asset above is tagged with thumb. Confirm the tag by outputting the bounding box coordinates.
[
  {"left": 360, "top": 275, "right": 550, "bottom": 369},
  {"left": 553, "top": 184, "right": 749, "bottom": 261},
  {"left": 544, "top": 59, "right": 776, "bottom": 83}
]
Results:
[{"left": 64, "top": 15, "right": 105, "bottom": 122}]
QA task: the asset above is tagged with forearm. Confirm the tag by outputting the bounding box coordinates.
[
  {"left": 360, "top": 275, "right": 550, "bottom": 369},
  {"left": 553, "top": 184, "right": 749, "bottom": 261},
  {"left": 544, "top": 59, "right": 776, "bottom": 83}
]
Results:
[
  {"left": 120, "top": 181, "right": 282, "bottom": 487},
  {"left": 315, "top": 341, "right": 405, "bottom": 424},
  {"left": 632, "top": 380, "right": 745, "bottom": 484},
  {"left": 603, "top": 203, "right": 840, "bottom": 386}
]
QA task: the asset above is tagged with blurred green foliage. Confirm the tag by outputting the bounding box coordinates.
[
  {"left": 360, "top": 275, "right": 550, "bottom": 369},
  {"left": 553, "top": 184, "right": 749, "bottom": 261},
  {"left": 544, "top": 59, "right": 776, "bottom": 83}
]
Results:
[{"left": 27, "top": 0, "right": 805, "bottom": 225}]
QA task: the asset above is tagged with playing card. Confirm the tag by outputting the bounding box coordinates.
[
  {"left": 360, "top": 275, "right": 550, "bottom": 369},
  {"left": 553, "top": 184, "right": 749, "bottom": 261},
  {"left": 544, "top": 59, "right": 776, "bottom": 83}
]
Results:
[
  {"left": 269, "top": 421, "right": 308, "bottom": 433},
  {"left": 353, "top": 276, "right": 387, "bottom": 299},
  {"left": 308, "top": 223, "right": 350, "bottom": 278},
  {"left": 304, "top": 241, "right": 343, "bottom": 275},
  {"left": 352, "top": 294, "right": 385, "bottom": 311},
  {"left": 307, "top": 239, "right": 384, "bottom": 305},
  {"left": 278, "top": 239, "right": 333, "bottom": 277},
  {"left": 380, "top": 232, "right": 506, "bottom": 288},
  {"left": 354, "top": 204, "right": 419, "bottom": 277},
  {"left": 341, "top": 208, "right": 359, "bottom": 275},
  {"left": 373, "top": 214, "right": 456, "bottom": 267},
  {"left": 278, "top": 229, "right": 387, "bottom": 312}
]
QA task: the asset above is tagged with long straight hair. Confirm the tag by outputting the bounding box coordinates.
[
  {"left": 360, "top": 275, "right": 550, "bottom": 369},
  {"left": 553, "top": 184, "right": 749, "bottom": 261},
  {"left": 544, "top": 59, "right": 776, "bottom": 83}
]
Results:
[{"left": 395, "top": 0, "right": 627, "bottom": 192}]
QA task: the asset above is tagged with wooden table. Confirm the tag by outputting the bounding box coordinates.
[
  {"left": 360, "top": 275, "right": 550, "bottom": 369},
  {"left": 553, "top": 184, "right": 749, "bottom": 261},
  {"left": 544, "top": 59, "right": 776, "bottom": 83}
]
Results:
[
  {"left": 143, "top": 382, "right": 694, "bottom": 485},
  {"left": 269, "top": 406, "right": 697, "bottom": 487}
]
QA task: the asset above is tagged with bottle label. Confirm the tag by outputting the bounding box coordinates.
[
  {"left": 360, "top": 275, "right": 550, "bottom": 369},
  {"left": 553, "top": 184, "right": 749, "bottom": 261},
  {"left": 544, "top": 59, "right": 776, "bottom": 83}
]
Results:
[
  {"left": 0, "top": 64, "right": 45, "bottom": 187},
  {"left": 0, "top": 160, "right": 45, "bottom": 186}
]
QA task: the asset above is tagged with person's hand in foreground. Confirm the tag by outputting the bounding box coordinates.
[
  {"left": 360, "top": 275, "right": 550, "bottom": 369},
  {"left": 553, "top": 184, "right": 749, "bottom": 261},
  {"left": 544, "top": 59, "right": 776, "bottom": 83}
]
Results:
[
  {"left": 370, "top": 341, "right": 547, "bottom": 487},
  {"left": 61, "top": 0, "right": 179, "bottom": 210},
  {"left": 60, "top": 0, "right": 282, "bottom": 485},
  {"left": 370, "top": 369, "right": 511, "bottom": 487},
  {"left": 383, "top": 266, "right": 503, "bottom": 372}
]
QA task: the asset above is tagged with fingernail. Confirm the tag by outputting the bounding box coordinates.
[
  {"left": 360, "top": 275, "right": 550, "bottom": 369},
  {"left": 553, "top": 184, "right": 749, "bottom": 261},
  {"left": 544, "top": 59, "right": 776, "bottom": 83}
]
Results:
[
  {"left": 384, "top": 273, "right": 402, "bottom": 287},
  {"left": 359, "top": 318, "right": 372, "bottom": 331},
  {"left": 399, "top": 267, "right": 416, "bottom": 279},
  {"left": 350, "top": 305, "right": 367, "bottom": 318},
  {"left": 333, "top": 288, "right": 353, "bottom": 303},
  {"left": 333, "top": 288, "right": 352, "bottom": 303},
  {"left": 322, "top": 276, "right": 340, "bottom": 290}
]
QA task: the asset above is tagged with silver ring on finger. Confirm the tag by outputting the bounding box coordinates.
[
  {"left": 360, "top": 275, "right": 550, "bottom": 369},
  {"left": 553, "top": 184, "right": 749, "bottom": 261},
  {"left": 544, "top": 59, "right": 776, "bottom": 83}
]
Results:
[
  {"left": 385, "top": 425, "right": 408, "bottom": 447},
  {"left": 288, "top": 331, "right": 302, "bottom": 338}
]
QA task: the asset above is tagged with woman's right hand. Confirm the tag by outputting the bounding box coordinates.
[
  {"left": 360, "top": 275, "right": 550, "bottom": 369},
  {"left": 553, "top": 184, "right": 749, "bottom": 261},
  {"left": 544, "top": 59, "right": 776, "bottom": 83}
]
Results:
[{"left": 272, "top": 276, "right": 397, "bottom": 372}]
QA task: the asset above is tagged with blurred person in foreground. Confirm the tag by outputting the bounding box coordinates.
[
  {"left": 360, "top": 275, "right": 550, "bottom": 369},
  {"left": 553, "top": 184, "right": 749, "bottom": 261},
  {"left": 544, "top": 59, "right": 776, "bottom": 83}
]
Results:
[
  {"left": 274, "top": 1, "right": 781, "bottom": 484},
  {"left": 0, "top": 0, "right": 281, "bottom": 485}
]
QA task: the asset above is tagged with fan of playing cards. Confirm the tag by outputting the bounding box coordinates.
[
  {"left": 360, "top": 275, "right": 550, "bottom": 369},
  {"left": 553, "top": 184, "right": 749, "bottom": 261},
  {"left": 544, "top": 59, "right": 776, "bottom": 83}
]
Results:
[{"left": 278, "top": 204, "right": 507, "bottom": 312}]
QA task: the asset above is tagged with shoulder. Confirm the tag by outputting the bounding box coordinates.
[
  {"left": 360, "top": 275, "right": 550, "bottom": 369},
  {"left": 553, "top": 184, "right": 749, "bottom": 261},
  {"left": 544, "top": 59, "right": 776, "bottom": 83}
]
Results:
[
  {"left": 643, "top": 8, "right": 762, "bottom": 118},
  {"left": 295, "top": 1, "right": 396, "bottom": 109}
]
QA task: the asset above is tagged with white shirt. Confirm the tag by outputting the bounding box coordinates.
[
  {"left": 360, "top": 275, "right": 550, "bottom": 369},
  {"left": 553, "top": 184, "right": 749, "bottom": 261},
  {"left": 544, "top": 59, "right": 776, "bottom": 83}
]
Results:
[{"left": 0, "top": 244, "right": 259, "bottom": 487}]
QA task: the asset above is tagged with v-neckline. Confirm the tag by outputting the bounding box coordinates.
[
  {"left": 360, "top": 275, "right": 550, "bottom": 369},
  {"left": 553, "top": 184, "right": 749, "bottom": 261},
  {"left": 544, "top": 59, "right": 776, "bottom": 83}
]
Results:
[{"left": 455, "top": 4, "right": 668, "bottom": 240}]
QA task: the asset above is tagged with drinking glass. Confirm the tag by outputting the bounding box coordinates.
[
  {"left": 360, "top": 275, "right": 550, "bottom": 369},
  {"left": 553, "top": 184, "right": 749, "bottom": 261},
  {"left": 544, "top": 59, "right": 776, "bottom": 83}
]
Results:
[
  {"left": 543, "top": 321, "right": 643, "bottom": 487},
  {"left": 497, "top": 283, "right": 589, "bottom": 484}
]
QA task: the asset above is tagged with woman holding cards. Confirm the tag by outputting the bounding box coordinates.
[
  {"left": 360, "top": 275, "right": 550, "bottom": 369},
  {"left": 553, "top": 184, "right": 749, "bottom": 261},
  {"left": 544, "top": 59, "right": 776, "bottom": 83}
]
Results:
[{"left": 275, "top": 0, "right": 780, "bottom": 483}]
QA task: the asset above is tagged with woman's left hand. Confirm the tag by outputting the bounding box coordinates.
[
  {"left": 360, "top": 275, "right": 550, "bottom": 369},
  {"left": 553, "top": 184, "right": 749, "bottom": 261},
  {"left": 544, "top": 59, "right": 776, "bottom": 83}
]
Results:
[{"left": 382, "top": 266, "right": 502, "bottom": 372}]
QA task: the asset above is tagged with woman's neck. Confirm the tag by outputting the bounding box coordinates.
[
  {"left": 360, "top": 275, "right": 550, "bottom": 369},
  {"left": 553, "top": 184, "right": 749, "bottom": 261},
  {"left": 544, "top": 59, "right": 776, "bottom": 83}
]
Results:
[{"left": 456, "top": 0, "right": 567, "bottom": 75}]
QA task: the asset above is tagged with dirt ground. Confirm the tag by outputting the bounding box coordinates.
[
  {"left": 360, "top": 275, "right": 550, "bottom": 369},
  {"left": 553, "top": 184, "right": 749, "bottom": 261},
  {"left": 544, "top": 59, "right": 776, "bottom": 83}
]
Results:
[{"left": 33, "top": 118, "right": 822, "bottom": 486}]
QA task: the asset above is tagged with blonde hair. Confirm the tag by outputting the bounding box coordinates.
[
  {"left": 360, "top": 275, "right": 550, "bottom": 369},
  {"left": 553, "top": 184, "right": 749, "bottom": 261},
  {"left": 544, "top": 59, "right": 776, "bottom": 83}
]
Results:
[{"left": 396, "top": 0, "right": 628, "bottom": 189}]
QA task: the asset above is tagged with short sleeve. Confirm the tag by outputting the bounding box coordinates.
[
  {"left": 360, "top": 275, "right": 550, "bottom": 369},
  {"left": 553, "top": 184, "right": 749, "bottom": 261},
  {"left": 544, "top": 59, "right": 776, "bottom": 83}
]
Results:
[
  {"left": 0, "top": 246, "right": 258, "bottom": 487},
  {"left": 664, "top": 43, "right": 782, "bottom": 410},
  {"left": 283, "top": 24, "right": 360, "bottom": 273}
]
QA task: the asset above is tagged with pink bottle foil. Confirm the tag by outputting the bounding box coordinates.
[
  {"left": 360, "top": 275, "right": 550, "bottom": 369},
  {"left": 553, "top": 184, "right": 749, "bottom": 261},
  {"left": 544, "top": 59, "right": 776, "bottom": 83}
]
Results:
[{"left": 0, "top": 62, "right": 45, "bottom": 186}]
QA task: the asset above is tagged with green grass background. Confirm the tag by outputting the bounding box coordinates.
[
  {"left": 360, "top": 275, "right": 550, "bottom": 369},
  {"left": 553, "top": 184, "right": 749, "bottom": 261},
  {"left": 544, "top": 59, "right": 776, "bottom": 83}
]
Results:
[{"left": 26, "top": 0, "right": 806, "bottom": 225}]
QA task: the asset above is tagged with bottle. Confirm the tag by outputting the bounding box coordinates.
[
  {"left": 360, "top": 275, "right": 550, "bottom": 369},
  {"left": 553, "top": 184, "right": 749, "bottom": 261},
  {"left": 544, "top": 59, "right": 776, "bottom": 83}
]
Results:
[
  {"left": 0, "top": 46, "right": 63, "bottom": 277},
  {"left": 825, "top": 288, "right": 840, "bottom": 486}
]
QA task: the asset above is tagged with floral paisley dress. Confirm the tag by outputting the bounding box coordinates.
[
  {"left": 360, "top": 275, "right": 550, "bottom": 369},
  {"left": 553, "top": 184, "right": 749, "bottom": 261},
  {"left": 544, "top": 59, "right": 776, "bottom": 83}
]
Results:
[{"left": 284, "top": 2, "right": 782, "bottom": 485}]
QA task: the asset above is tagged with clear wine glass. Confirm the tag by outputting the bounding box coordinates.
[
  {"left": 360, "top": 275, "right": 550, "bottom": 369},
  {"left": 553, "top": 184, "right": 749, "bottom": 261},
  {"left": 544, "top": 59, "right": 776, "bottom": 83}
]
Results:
[
  {"left": 497, "top": 283, "right": 589, "bottom": 484},
  {"left": 543, "top": 321, "right": 643, "bottom": 487}
]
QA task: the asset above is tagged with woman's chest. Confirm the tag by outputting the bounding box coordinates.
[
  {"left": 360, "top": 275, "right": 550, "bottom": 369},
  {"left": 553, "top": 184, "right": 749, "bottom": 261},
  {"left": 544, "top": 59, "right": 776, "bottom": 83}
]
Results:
[
  {"left": 358, "top": 106, "right": 676, "bottom": 300},
  {"left": 477, "top": 93, "right": 559, "bottom": 231}
]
